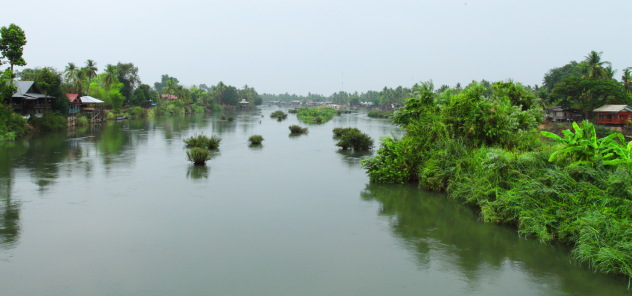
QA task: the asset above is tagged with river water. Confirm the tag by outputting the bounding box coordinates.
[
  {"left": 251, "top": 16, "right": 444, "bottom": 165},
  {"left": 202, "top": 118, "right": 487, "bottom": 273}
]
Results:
[{"left": 0, "top": 106, "right": 628, "bottom": 295}]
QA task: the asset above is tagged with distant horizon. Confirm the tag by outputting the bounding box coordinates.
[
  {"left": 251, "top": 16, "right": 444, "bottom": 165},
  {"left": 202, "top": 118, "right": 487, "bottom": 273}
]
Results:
[{"left": 4, "top": 0, "right": 631, "bottom": 96}]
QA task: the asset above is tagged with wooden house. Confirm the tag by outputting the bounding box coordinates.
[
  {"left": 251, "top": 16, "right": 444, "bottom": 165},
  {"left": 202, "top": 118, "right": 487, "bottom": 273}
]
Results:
[
  {"left": 9, "top": 81, "right": 53, "bottom": 117},
  {"left": 545, "top": 106, "right": 583, "bottom": 123},
  {"left": 593, "top": 105, "right": 632, "bottom": 125},
  {"left": 67, "top": 94, "right": 82, "bottom": 114},
  {"left": 79, "top": 95, "right": 105, "bottom": 123}
]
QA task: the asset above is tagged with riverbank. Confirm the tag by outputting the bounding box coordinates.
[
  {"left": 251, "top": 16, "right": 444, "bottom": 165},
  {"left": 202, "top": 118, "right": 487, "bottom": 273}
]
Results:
[{"left": 362, "top": 82, "right": 632, "bottom": 286}]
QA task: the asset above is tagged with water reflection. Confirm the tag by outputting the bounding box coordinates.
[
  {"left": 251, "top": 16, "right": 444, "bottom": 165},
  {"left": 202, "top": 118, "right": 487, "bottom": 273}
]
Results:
[
  {"left": 336, "top": 150, "right": 372, "bottom": 168},
  {"left": 361, "top": 183, "right": 629, "bottom": 295},
  {"left": 186, "top": 165, "right": 209, "bottom": 180}
]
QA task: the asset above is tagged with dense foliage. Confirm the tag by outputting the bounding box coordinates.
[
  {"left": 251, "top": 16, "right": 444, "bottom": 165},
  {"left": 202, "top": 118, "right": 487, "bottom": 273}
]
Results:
[
  {"left": 333, "top": 127, "right": 373, "bottom": 151},
  {"left": 362, "top": 80, "right": 632, "bottom": 283},
  {"left": 297, "top": 106, "right": 337, "bottom": 123}
]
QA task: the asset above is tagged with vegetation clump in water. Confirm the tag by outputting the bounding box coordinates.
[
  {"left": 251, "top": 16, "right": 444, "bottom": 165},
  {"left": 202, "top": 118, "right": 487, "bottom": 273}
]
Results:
[
  {"left": 186, "top": 147, "right": 211, "bottom": 165},
  {"left": 248, "top": 134, "right": 264, "bottom": 145},
  {"left": 333, "top": 127, "right": 373, "bottom": 151},
  {"left": 289, "top": 125, "right": 308, "bottom": 134},
  {"left": 297, "top": 106, "right": 336, "bottom": 123},
  {"left": 184, "top": 134, "right": 221, "bottom": 150},
  {"left": 270, "top": 110, "right": 288, "bottom": 121}
]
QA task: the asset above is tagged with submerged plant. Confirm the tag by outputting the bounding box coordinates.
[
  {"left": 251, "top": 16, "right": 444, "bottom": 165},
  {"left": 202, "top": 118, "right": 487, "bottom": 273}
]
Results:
[
  {"left": 289, "top": 125, "right": 308, "bottom": 134},
  {"left": 334, "top": 127, "right": 373, "bottom": 151},
  {"left": 270, "top": 110, "right": 288, "bottom": 121},
  {"left": 184, "top": 134, "right": 222, "bottom": 150},
  {"left": 248, "top": 134, "right": 264, "bottom": 145},
  {"left": 186, "top": 147, "right": 211, "bottom": 165}
]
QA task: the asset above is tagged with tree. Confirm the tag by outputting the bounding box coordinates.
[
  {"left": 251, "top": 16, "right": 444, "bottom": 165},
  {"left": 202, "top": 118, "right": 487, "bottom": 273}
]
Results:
[
  {"left": 130, "top": 84, "right": 157, "bottom": 106},
  {"left": 551, "top": 76, "right": 628, "bottom": 118},
  {"left": 154, "top": 74, "right": 179, "bottom": 94},
  {"left": 621, "top": 68, "right": 631, "bottom": 94},
  {"left": 115, "top": 62, "right": 139, "bottom": 101},
  {"left": 0, "top": 24, "right": 27, "bottom": 71},
  {"left": 211, "top": 82, "right": 238, "bottom": 105},
  {"left": 580, "top": 51, "right": 611, "bottom": 80},
  {"left": 103, "top": 64, "right": 118, "bottom": 92}
]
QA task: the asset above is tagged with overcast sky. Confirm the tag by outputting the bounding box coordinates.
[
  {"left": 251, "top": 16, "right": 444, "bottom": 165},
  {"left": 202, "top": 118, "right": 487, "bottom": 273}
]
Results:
[{"left": 4, "top": 0, "right": 632, "bottom": 95}]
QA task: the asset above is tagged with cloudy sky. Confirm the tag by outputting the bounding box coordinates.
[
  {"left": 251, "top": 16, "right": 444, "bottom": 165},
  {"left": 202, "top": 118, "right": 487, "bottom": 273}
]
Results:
[{"left": 3, "top": 0, "right": 631, "bottom": 95}]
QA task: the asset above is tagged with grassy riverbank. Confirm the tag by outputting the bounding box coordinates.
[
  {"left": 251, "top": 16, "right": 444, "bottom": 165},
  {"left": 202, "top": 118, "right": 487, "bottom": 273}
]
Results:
[{"left": 362, "top": 81, "right": 632, "bottom": 284}]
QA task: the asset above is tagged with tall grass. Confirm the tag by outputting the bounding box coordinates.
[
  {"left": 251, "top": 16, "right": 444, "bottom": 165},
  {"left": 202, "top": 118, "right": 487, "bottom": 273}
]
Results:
[{"left": 184, "top": 134, "right": 221, "bottom": 150}]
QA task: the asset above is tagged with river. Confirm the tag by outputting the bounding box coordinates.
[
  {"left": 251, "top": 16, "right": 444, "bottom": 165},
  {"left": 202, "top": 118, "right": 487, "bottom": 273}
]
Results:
[{"left": 0, "top": 106, "right": 628, "bottom": 295}]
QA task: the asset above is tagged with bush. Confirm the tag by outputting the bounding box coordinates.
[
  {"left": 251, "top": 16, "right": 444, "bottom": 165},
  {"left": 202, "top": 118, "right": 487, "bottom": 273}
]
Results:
[
  {"left": 297, "top": 106, "right": 336, "bottom": 123},
  {"left": 184, "top": 134, "right": 221, "bottom": 150},
  {"left": 186, "top": 147, "right": 210, "bottom": 165},
  {"left": 289, "top": 125, "right": 308, "bottom": 134},
  {"left": 0, "top": 104, "right": 27, "bottom": 141},
  {"left": 270, "top": 110, "right": 288, "bottom": 120},
  {"left": 334, "top": 127, "right": 373, "bottom": 151},
  {"left": 367, "top": 110, "right": 392, "bottom": 118},
  {"left": 28, "top": 112, "right": 67, "bottom": 131},
  {"left": 248, "top": 134, "right": 264, "bottom": 145},
  {"left": 126, "top": 106, "right": 145, "bottom": 117},
  {"left": 76, "top": 114, "right": 89, "bottom": 127}
]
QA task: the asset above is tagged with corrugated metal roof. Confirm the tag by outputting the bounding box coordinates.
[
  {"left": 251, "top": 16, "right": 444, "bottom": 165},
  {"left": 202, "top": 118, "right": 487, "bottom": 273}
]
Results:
[
  {"left": 592, "top": 105, "right": 632, "bottom": 113},
  {"left": 80, "top": 96, "right": 104, "bottom": 104}
]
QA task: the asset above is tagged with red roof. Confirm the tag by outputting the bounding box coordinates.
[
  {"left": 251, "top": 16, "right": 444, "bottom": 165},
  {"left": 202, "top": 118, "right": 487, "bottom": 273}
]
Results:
[
  {"left": 161, "top": 94, "right": 178, "bottom": 100},
  {"left": 67, "top": 94, "right": 80, "bottom": 103}
]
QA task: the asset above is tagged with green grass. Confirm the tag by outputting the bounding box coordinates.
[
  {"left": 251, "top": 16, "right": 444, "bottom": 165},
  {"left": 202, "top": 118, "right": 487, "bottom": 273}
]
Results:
[
  {"left": 186, "top": 147, "right": 211, "bottom": 165},
  {"left": 289, "top": 125, "right": 308, "bottom": 134}
]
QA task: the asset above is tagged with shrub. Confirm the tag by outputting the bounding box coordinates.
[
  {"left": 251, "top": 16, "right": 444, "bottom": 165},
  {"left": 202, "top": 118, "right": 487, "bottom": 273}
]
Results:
[
  {"left": 297, "top": 106, "right": 336, "bottom": 123},
  {"left": 184, "top": 134, "right": 221, "bottom": 150},
  {"left": 367, "top": 110, "right": 392, "bottom": 118},
  {"left": 270, "top": 110, "right": 288, "bottom": 120},
  {"left": 335, "top": 128, "right": 373, "bottom": 151},
  {"left": 248, "top": 134, "right": 264, "bottom": 145},
  {"left": 289, "top": 125, "right": 308, "bottom": 134},
  {"left": 76, "top": 114, "right": 89, "bottom": 127},
  {"left": 186, "top": 147, "right": 210, "bottom": 165},
  {"left": 127, "top": 106, "right": 145, "bottom": 117},
  {"left": 28, "top": 112, "right": 67, "bottom": 131}
]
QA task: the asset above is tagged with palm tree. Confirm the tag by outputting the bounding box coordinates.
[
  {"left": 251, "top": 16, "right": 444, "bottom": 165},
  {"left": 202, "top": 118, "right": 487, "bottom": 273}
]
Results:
[
  {"left": 103, "top": 64, "right": 118, "bottom": 92},
  {"left": 64, "top": 63, "right": 77, "bottom": 85},
  {"left": 581, "top": 51, "right": 611, "bottom": 79},
  {"left": 84, "top": 59, "right": 98, "bottom": 80},
  {"left": 622, "top": 68, "right": 632, "bottom": 94}
]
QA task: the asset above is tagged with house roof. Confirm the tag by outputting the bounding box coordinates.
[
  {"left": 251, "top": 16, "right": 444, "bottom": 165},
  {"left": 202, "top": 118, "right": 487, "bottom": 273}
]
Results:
[
  {"left": 80, "top": 96, "right": 104, "bottom": 104},
  {"left": 592, "top": 105, "right": 632, "bottom": 113},
  {"left": 161, "top": 94, "right": 177, "bottom": 100},
  {"left": 239, "top": 99, "right": 249, "bottom": 104},
  {"left": 67, "top": 94, "right": 80, "bottom": 103},
  {"left": 11, "top": 81, "right": 51, "bottom": 100}
]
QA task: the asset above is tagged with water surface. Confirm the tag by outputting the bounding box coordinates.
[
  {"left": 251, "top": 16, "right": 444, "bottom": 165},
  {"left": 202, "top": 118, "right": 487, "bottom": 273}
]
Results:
[{"left": 0, "top": 106, "right": 628, "bottom": 295}]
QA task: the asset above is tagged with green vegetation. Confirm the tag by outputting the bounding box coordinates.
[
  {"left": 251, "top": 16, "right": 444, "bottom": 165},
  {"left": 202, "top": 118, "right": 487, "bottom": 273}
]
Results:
[
  {"left": 248, "top": 134, "right": 264, "bottom": 145},
  {"left": 270, "top": 110, "right": 288, "bottom": 120},
  {"left": 76, "top": 114, "right": 89, "bottom": 126},
  {"left": 289, "top": 125, "right": 308, "bottom": 134},
  {"left": 184, "top": 134, "right": 221, "bottom": 150},
  {"left": 28, "top": 112, "right": 67, "bottom": 131},
  {"left": 367, "top": 110, "right": 392, "bottom": 118},
  {"left": 297, "top": 106, "right": 337, "bottom": 123},
  {"left": 0, "top": 24, "right": 27, "bottom": 72},
  {"left": 186, "top": 147, "right": 211, "bottom": 166},
  {"left": 333, "top": 127, "right": 373, "bottom": 151},
  {"left": 362, "top": 80, "right": 632, "bottom": 283}
]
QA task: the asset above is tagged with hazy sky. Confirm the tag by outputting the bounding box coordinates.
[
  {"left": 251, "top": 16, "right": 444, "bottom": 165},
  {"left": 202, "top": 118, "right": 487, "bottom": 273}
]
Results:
[{"left": 4, "top": 0, "right": 632, "bottom": 95}]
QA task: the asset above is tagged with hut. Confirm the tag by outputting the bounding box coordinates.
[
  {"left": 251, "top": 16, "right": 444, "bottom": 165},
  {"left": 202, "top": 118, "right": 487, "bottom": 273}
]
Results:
[
  {"left": 67, "top": 94, "right": 82, "bottom": 127},
  {"left": 80, "top": 95, "right": 105, "bottom": 123},
  {"left": 9, "top": 81, "right": 53, "bottom": 117},
  {"left": 238, "top": 98, "right": 250, "bottom": 109},
  {"left": 545, "top": 106, "right": 583, "bottom": 123},
  {"left": 593, "top": 105, "right": 632, "bottom": 125}
]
